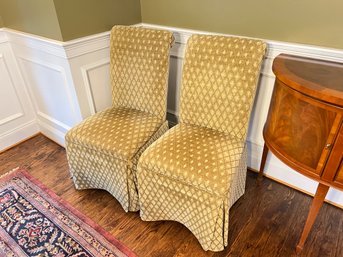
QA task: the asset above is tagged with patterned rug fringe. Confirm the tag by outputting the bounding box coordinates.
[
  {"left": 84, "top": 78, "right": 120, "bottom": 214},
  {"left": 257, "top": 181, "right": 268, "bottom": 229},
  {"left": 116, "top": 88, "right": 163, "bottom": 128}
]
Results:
[{"left": 0, "top": 166, "right": 20, "bottom": 178}]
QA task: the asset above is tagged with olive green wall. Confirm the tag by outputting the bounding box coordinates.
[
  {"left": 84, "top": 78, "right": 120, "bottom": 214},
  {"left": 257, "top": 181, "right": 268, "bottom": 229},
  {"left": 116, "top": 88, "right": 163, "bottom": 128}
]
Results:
[
  {"left": 0, "top": 0, "right": 63, "bottom": 40},
  {"left": 53, "top": 0, "right": 141, "bottom": 41},
  {"left": 0, "top": 15, "right": 4, "bottom": 28},
  {"left": 0, "top": 0, "right": 141, "bottom": 41},
  {"left": 1, "top": 0, "right": 341, "bottom": 48},
  {"left": 140, "top": 0, "right": 343, "bottom": 49}
]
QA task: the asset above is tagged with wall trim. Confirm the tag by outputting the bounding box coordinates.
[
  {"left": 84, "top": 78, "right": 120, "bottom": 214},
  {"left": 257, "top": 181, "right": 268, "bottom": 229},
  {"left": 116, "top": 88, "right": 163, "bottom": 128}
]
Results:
[
  {"left": 63, "top": 23, "right": 141, "bottom": 58},
  {"left": 80, "top": 57, "right": 110, "bottom": 115},
  {"left": 38, "top": 119, "right": 66, "bottom": 147},
  {"left": 0, "top": 132, "right": 40, "bottom": 154},
  {"left": 3, "top": 28, "right": 110, "bottom": 59},
  {"left": 249, "top": 168, "right": 343, "bottom": 210},
  {"left": 64, "top": 32, "right": 111, "bottom": 59},
  {"left": 141, "top": 23, "right": 343, "bottom": 62},
  {"left": 17, "top": 56, "right": 80, "bottom": 125},
  {"left": 0, "top": 120, "right": 39, "bottom": 151},
  {"left": 0, "top": 113, "right": 24, "bottom": 126},
  {"left": 2, "top": 24, "right": 143, "bottom": 60},
  {"left": 141, "top": 23, "right": 343, "bottom": 83},
  {"left": 0, "top": 53, "right": 25, "bottom": 125},
  {"left": 3, "top": 24, "right": 343, "bottom": 62},
  {"left": 4, "top": 28, "right": 66, "bottom": 58},
  {"left": 0, "top": 29, "right": 7, "bottom": 44},
  {"left": 37, "top": 111, "right": 71, "bottom": 132}
]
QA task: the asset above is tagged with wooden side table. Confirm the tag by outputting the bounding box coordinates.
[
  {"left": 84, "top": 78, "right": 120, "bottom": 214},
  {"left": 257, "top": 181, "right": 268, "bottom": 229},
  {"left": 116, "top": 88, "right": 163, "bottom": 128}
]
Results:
[{"left": 258, "top": 54, "right": 343, "bottom": 252}]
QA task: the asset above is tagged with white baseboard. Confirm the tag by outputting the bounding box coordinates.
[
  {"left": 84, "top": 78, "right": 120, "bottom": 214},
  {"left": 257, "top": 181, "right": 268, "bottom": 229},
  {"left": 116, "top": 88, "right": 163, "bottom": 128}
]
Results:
[
  {"left": 37, "top": 120, "right": 66, "bottom": 147},
  {"left": 247, "top": 141, "right": 343, "bottom": 208},
  {"left": 0, "top": 120, "right": 39, "bottom": 151}
]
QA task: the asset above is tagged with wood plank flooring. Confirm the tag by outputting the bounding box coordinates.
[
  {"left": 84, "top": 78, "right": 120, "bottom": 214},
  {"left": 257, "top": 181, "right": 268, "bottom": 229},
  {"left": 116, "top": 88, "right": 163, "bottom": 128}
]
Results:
[{"left": 0, "top": 134, "right": 342, "bottom": 257}]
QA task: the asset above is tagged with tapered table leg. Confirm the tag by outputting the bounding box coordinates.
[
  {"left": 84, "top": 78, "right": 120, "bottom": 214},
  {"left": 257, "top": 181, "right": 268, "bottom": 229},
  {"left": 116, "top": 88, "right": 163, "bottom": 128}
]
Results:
[
  {"left": 257, "top": 143, "right": 269, "bottom": 181},
  {"left": 296, "top": 183, "right": 330, "bottom": 253}
]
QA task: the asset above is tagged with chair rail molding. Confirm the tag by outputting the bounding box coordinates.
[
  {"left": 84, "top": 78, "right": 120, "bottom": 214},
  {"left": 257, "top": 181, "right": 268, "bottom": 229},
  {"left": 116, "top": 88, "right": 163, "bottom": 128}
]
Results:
[
  {"left": 1, "top": 25, "right": 343, "bottom": 207},
  {"left": 4, "top": 28, "right": 66, "bottom": 58},
  {"left": 64, "top": 31, "right": 111, "bottom": 59}
]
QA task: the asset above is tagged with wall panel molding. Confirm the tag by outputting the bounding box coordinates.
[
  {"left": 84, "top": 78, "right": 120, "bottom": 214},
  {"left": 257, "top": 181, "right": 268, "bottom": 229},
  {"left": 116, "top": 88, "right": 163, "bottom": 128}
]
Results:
[
  {"left": 17, "top": 56, "right": 80, "bottom": 129},
  {"left": 0, "top": 113, "right": 24, "bottom": 126},
  {"left": 0, "top": 53, "right": 24, "bottom": 125},
  {"left": 0, "top": 36, "right": 38, "bottom": 150},
  {"left": 80, "top": 58, "right": 110, "bottom": 115},
  {"left": 0, "top": 29, "right": 7, "bottom": 44},
  {"left": 2, "top": 28, "right": 115, "bottom": 146},
  {"left": 0, "top": 120, "right": 39, "bottom": 151}
]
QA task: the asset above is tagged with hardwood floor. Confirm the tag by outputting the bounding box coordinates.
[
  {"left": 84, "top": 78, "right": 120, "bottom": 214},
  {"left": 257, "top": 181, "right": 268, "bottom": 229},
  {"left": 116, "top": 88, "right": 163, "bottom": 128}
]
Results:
[{"left": 0, "top": 134, "right": 342, "bottom": 257}]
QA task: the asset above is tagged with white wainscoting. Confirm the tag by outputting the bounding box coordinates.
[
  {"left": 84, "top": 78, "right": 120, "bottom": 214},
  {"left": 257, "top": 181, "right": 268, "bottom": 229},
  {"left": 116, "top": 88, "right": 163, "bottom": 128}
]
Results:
[
  {"left": 0, "top": 29, "right": 38, "bottom": 151},
  {"left": 3, "top": 29, "right": 110, "bottom": 146},
  {"left": 68, "top": 53, "right": 111, "bottom": 118},
  {"left": 12, "top": 52, "right": 80, "bottom": 145},
  {"left": 1, "top": 28, "right": 113, "bottom": 147},
  {"left": 1, "top": 25, "right": 343, "bottom": 207}
]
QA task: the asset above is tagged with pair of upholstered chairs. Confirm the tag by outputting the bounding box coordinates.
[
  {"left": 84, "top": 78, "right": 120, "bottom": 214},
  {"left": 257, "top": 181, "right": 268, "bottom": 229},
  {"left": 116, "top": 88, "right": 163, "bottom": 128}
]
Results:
[{"left": 65, "top": 25, "right": 266, "bottom": 251}]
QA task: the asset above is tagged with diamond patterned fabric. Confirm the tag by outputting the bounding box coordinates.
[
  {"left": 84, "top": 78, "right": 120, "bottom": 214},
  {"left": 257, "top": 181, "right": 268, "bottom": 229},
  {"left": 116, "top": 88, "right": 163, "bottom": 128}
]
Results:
[
  {"left": 139, "top": 124, "right": 245, "bottom": 196},
  {"left": 67, "top": 108, "right": 163, "bottom": 161},
  {"left": 180, "top": 35, "right": 266, "bottom": 139},
  {"left": 111, "top": 26, "right": 173, "bottom": 119},
  {"left": 137, "top": 35, "right": 266, "bottom": 251},
  {"left": 65, "top": 26, "right": 173, "bottom": 212}
]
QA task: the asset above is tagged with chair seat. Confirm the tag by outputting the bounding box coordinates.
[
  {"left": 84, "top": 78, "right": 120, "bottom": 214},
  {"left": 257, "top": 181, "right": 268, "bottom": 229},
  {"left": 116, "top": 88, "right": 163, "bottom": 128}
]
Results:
[
  {"left": 66, "top": 107, "right": 163, "bottom": 161},
  {"left": 139, "top": 123, "right": 245, "bottom": 197}
]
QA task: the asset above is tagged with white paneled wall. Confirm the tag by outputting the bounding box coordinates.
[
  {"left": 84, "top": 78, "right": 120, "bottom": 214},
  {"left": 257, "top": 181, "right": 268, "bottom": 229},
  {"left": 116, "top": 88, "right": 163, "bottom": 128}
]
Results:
[
  {"left": 6, "top": 30, "right": 84, "bottom": 146},
  {"left": 167, "top": 56, "right": 183, "bottom": 118},
  {"left": 1, "top": 25, "right": 343, "bottom": 207},
  {"left": 1, "top": 29, "right": 113, "bottom": 147},
  {"left": 79, "top": 58, "right": 111, "bottom": 115},
  {"left": 0, "top": 30, "right": 38, "bottom": 150}
]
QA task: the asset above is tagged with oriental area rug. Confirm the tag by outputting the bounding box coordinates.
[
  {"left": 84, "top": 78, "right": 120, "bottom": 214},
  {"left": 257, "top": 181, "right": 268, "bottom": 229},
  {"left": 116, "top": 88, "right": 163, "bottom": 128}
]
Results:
[{"left": 0, "top": 168, "right": 137, "bottom": 257}]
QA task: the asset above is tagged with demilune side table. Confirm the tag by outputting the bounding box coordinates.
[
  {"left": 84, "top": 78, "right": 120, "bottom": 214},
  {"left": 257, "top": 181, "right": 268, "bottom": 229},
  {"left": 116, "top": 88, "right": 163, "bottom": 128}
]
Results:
[{"left": 258, "top": 54, "right": 343, "bottom": 252}]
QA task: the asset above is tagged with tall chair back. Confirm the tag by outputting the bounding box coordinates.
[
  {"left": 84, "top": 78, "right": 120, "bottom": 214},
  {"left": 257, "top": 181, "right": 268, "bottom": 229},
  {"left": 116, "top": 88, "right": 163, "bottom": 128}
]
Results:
[
  {"left": 180, "top": 35, "right": 266, "bottom": 140},
  {"left": 110, "top": 26, "right": 173, "bottom": 120}
]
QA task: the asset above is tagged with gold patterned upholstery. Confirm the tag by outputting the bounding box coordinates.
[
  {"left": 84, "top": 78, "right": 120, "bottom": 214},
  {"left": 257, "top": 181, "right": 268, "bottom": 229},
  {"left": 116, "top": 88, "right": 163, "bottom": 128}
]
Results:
[
  {"left": 137, "top": 34, "right": 266, "bottom": 251},
  {"left": 65, "top": 26, "right": 173, "bottom": 212},
  {"left": 111, "top": 26, "right": 172, "bottom": 119}
]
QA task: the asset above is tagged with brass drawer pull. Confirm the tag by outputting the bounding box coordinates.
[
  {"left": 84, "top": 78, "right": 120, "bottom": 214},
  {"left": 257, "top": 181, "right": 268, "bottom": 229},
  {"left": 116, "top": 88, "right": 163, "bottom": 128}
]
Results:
[{"left": 325, "top": 143, "right": 332, "bottom": 150}]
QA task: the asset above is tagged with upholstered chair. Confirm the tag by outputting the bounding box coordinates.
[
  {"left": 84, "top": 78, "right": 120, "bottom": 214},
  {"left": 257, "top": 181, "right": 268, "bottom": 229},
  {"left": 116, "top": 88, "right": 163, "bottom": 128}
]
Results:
[
  {"left": 137, "top": 35, "right": 266, "bottom": 251},
  {"left": 65, "top": 26, "right": 173, "bottom": 212}
]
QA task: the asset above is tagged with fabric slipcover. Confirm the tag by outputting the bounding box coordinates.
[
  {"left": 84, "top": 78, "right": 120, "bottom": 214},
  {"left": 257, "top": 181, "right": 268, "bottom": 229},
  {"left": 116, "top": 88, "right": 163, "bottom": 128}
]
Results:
[
  {"left": 65, "top": 26, "right": 173, "bottom": 212},
  {"left": 137, "top": 34, "right": 266, "bottom": 251}
]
